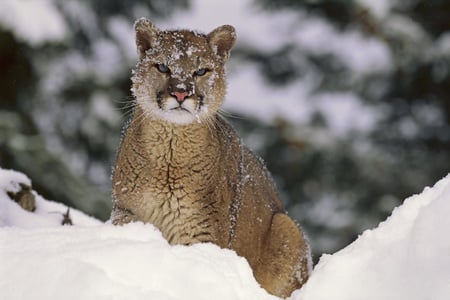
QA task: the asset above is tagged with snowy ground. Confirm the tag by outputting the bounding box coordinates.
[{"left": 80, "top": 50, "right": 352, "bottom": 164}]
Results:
[
  {"left": 0, "top": 2, "right": 448, "bottom": 298},
  {"left": 1, "top": 167, "right": 449, "bottom": 300}
]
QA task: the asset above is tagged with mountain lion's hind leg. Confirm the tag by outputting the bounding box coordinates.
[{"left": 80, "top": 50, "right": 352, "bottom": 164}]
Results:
[{"left": 254, "top": 213, "right": 310, "bottom": 298}]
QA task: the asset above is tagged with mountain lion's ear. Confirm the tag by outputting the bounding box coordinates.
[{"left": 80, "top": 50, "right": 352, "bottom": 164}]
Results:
[
  {"left": 207, "top": 25, "right": 236, "bottom": 61},
  {"left": 134, "top": 18, "right": 160, "bottom": 59}
]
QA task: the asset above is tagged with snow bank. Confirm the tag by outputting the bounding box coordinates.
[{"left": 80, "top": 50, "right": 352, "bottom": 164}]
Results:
[
  {"left": 295, "top": 173, "right": 450, "bottom": 300},
  {"left": 0, "top": 224, "right": 278, "bottom": 300},
  {"left": 0, "top": 169, "right": 100, "bottom": 228},
  {"left": 0, "top": 168, "right": 277, "bottom": 300},
  {"left": 1, "top": 167, "right": 450, "bottom": 300}
]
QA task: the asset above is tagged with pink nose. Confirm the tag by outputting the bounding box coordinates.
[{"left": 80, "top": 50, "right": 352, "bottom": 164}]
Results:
[{"left": 173, "top": 91, "right": 188, "bottom": 102}]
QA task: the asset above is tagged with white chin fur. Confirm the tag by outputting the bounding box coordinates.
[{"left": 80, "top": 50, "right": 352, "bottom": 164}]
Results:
[
  {"left": 159, "top": 109, "right": 198, "bottom": 125},
  {"left": 140, "top": 97, "right": 204, "bottom": 125}
]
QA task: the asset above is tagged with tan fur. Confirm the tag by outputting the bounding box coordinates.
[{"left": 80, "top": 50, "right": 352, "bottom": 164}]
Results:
[{"left": 111, "top": 18, "right": 311, "bottom": 298}]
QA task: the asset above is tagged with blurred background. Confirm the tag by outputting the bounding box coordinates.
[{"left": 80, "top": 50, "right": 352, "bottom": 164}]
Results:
[{"left": 1, "top": 0, "right": 449, "bottom": 260}]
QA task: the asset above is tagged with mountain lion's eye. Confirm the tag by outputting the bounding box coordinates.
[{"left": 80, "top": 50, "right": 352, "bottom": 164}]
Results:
[
  {"left": 155, "top": 64, "right": 170, "bottom": 74},
  {"left": 194, "top": 68, "right": 208, "bottom": 76}
]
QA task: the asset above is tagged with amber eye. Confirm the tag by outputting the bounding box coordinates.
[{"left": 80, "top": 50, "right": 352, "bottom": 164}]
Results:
[
  {"left": 155, "top": 63, "right": 170, "bottom": 74},
  {"left": 194, "top": 68, "right": 208, "bottom": 76}
]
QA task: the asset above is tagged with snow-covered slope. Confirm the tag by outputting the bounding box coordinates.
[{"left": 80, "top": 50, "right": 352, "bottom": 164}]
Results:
[
  {"left": 0, "top": 168, "right": 277, "bottom": 300},
  {"left": 0, "top": 169, "right": 100, "bottom": 228},
  {"left": 1, "top": 167, "right": 449, "bottom": 300},
  {"left": 295, "top": 172, "right": 450, "bottom": 300}
]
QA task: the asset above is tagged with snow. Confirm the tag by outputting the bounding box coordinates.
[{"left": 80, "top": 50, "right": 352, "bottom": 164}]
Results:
[
  {"left": 0, "top": 168, "right": 277, "bottom": 300},
  {"left": 223, "top": 66, "right": 381, "bottom": 137},
  {"left": 107, "top": 16, "right": 138, "bottom": 62},
  {"left": 0, "top": 225, "right": 278, "bottom": 300},
  {"left": 291, "top": 18, "right": 392, "bottom": 75},
  {"left": 1, "top": 168, "right": 450, "bottom": 300},
  {"left": 92, "top": 39, "right": 123, "bottom": 84},
  {"left": 0, "top": 169, "right": 99, "bottom": 228},
  {"left": 296, "top": 173, "right": 450, "bottom": 300},
  {"left": 0, "top": 0, "right": 68, "bottom": 45},
  {"left": 312, "top": 92, "right": 382, "bottom": 137},
  {"left": 223, "top": 64, "right": 314, "bottom": 124},
  {"left": 356, "top": 0, "right": 392, "bottom": 19}
]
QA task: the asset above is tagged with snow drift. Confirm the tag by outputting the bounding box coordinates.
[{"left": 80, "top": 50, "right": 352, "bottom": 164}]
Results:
[
  {"left": 295, "top": 171, "right": 450, "bottom": 300},
  {"left": 1, "top": 167, "right": 449, "bottom": 300}
]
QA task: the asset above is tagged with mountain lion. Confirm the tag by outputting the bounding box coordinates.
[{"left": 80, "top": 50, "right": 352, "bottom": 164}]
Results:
[{"left": 111, "top": 18, "right": 311, "bottom": 298}]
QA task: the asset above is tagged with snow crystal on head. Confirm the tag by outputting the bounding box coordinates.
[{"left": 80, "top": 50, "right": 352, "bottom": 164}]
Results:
[{"left": 130, "top": 26, "right": 228, "bottom": 125}]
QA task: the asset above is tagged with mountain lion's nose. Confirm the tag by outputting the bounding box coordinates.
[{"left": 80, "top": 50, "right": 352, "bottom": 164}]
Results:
[{"left": 172, "top": 91, "right": 189, "bottom": 103}]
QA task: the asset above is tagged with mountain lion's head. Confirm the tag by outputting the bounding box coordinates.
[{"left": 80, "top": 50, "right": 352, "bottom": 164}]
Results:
[{"left": 131, "top": 18, "right": 236, "bottom": 125}]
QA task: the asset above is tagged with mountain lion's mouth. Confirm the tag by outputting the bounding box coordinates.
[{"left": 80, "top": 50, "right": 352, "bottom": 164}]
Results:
[
  {"left": 149, "top": 94, "right": 204, "bottom": 124},
  {"left": 170, "top": 106, "right": 191, "bottom": 113}
]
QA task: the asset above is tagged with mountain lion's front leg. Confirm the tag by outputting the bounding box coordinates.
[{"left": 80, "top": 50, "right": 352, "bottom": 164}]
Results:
[{"left": 110, "top": 205, "right": 138, "bottom": 225}]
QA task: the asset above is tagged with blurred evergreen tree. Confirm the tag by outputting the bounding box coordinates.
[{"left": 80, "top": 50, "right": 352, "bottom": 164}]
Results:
[{"left": 237, "top": 0, "right": 450, "bottom": 256}]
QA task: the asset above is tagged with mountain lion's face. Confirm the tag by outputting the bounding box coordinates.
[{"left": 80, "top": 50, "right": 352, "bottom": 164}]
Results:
[{"left": 131, "top": 19, "right": 236, "bottom": 125}]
